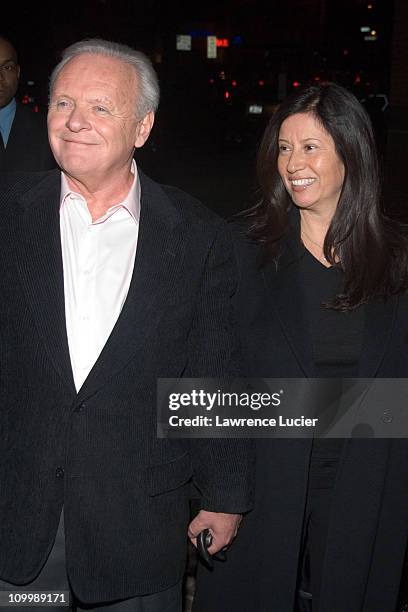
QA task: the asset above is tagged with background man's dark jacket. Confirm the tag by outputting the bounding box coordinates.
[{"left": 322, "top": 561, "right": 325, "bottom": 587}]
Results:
[
  {"left": 0, "top": 104, "right": 56, "bottom": 172},
  {"left": 0, "top": 170, "right": 254, "bottom": 603}
]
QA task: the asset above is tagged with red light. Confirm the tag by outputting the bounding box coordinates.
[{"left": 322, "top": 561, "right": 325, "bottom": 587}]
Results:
[
  {"left": 232, "top": 80, "right": 237, "bottom": 87},
  {"left": 209, "top": 78, "right": 215, "bottom": 84},
  {"left": 216, "top": 38, "right": 229, "bottom": 48},
  {"left": 34, "top": 105, "right": 39, "bottom": 113},
  {"left": 224, "top": 91, "right": 230, "bottom": 100},
  {"left": 313, "top": 76, "right": 320, "bottom": 81},
  {"left": 343, "top": 48, "right": 349, "bottom": 56},
  {"left": 293, "top": 81, "right": 301, "bottom": 88},
  {"left": 22, "top": 95, "right": 29, "bottom": 104},
  {"left": 354, "top": 74, "right": 361, "bottom": 84},
  {"left": 258, "top": 80, "right": 265, "bottom": 87}
]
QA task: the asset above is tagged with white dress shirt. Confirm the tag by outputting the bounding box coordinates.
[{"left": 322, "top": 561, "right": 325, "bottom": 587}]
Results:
[{"left": 60, "top": 161, "right": 141, "bottom": 391}]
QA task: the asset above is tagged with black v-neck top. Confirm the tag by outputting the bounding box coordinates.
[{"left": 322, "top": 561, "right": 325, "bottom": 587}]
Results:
[
  {"left": 299, "top": 249, "right": 365, "bottom": 468},
  {"left": 299, "top": 249, "right": 365, "bottom": 378}
]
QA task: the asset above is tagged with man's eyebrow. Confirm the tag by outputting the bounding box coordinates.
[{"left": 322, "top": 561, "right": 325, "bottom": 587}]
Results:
[
  {"left": 0, "top": 59, "right": 17, "bottom": 66},
  {"left": 51, "top": 92, "right": 73, "bottom": 100},
  {"left": 87, "top": 97, "right": 114, "bottom": 107}
]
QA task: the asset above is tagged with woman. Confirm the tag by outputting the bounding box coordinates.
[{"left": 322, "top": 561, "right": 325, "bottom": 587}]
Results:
[{"left": 193, "top": 83, "right": 408, "bottom": 612}]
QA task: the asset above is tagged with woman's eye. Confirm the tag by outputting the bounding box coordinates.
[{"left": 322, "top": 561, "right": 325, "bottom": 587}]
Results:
[
  {"left": 95, "top": 106, "right": 108, "bottom": 113},
  {"left": 279, "top": 145, "right": 290, "bottom": 152}
]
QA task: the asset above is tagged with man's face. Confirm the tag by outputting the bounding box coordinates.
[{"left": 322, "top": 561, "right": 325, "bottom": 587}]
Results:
[
  {"left": 0, "top": 38, "right": 20, "bottom": 108},
  {"left": 48, "top": 53, "right": 153, "bottom": 183}
]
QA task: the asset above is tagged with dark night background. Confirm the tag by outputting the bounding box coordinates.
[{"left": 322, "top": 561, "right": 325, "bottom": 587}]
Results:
[{"left": 2, "top": 0, "right": 408, "bottom": 218}]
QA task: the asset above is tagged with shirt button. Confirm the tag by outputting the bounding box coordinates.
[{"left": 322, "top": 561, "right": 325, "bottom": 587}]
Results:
[
  {"left": 55, "top": 467, "right": 65, "bottom": 479},
  {"left": 75, "top": 403, "right": 86, "bottom": 413}
]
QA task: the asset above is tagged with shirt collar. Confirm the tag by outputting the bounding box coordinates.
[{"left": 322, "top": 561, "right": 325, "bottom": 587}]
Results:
[
  {"left": 60, "top": 159, "right": 141, "bottom": 224},
  {"left": 0, "top": 97, "right": 16, "bottom": 123}
]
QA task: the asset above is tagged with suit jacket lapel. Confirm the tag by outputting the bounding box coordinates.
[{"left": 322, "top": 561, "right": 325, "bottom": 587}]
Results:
[
  {"left": 77, "top": 172, "right": 185, "bottom": 401},
  {"left": 12, "top": 170, "right": 76, "bottom": 393},
  {"left": 263, "top": 235, "right": 315, "bottom": 377}
]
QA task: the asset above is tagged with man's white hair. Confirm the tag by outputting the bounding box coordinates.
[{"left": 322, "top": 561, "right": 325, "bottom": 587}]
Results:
[{"left": 49, "top": 38, "right": 159, "bottom": 118}]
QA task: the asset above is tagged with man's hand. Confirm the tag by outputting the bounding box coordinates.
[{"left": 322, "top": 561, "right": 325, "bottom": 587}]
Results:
[{"left": 188, "top": 510, "right": 242, "bottom": 555}]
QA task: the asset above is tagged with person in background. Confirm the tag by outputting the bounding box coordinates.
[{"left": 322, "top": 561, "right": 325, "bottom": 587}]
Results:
[
  {"left": 0, "top": 35, "right": 55, "bottom": 172},
  {"left": 194, "top": 82, "right": 408, "bottom": 612},
  {"left": 0, "top": 38, "right": 253, "bottom": 612}
]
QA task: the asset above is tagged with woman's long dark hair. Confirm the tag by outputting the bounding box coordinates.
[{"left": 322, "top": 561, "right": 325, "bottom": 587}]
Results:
[{"left": 244, "top": 82, "right": 408, "bottom": 310}]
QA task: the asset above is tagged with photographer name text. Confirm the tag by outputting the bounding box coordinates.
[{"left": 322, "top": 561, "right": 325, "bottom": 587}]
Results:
[{"left": 168, "top": 415, "right": 318, "bottom": 428}]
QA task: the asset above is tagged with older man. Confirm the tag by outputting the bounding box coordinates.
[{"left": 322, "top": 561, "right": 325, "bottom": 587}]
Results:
[
  {"left": 0, "top": 35, "right": 55, "bottom": 172},
  {"left": 0, "top": 40, "right": 253, "bottom": 611}
]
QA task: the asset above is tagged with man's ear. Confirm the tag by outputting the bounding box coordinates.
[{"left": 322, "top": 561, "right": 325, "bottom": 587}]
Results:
[{"left": 134, "top": 111, "right": 155, "bottom": 148}]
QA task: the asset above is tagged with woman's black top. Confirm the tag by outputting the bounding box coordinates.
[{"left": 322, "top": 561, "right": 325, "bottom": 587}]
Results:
[
  {"left": 298, "top": 249, "right": 365, "bottom": 602},
  {"left": 299, "top": 248, "right": 365, "bottom": 459}
]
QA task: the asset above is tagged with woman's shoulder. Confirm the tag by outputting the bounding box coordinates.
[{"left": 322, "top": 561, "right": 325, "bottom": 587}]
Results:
[{"left": 229, "top": 219, "right": 293, "bottom": 279}]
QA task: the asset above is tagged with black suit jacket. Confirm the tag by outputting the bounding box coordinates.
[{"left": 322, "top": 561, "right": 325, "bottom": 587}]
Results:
[
  {"left": 194, "top": 229, "right": 408, "bottom": 612},
  {"left": 0, "top": 170, "right": 254, "bottom": 603},
  {"left": 0, "top": 103, "right": 56, "bottom": 172}
]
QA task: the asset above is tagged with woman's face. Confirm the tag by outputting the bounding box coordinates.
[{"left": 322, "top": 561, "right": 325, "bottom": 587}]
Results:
[{"left": 277, "top": 112, "right": 345, "bottom": 215}]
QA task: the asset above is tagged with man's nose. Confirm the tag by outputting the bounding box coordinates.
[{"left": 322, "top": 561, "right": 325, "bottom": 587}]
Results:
[{"left": 65, "top": 106, "right": 91, "bottom": 132}]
